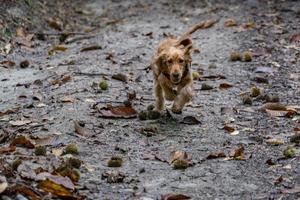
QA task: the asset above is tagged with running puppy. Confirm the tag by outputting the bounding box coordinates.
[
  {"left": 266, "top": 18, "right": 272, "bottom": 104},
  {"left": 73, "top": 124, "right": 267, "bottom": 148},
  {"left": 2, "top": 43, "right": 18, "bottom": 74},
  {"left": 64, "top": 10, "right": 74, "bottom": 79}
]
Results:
[{"left": 151, "top": 23, "right": 204, "bottom": 113}]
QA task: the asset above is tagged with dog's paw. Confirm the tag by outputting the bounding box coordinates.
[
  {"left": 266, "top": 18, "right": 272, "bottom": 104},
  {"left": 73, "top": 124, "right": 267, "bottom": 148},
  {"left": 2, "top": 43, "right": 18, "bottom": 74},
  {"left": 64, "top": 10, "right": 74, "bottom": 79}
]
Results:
[{"left": 171, "top": 105, "right": 182, "bottom": 114}]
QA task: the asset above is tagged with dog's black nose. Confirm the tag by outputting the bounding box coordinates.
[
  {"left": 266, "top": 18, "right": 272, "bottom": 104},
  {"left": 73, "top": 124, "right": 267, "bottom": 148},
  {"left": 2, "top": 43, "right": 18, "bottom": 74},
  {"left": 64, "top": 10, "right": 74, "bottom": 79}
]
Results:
[{"left": 172, "top": 73, "right": 180, "bottom": 78}]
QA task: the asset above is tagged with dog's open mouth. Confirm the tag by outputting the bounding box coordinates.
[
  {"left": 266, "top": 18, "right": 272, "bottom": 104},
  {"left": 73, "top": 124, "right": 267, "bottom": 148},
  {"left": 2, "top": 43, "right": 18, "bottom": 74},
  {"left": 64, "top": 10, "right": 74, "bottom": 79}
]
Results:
[{"left": 171, "top": 76, "right": 181, "bottom": 84}]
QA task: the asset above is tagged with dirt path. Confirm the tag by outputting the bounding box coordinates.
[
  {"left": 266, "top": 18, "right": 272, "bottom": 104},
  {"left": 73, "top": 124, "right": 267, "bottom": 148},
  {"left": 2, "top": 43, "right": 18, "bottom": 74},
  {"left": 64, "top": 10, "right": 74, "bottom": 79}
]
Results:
[{"left": 1, "top": 0, "right": 300, "bottom": 200}]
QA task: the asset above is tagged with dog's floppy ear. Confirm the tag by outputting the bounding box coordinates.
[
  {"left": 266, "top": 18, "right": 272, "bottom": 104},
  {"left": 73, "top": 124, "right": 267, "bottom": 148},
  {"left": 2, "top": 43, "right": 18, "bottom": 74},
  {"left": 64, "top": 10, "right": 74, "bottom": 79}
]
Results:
[
  {"left": 176, "top": 37, "right": 193, "bottom": 55},
  {"left": 153, "top": 52, "right": 167, "bottom": 76},
  {"left": 176, "top": 36, "right": 192, "bottom": 48}
]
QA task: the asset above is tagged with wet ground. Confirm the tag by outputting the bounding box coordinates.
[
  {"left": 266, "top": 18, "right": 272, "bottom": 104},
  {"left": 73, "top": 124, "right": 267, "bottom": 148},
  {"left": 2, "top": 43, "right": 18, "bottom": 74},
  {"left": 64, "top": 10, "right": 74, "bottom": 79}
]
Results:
[{"left": 1, "top": 0, "right": 300, "bottom": 199}]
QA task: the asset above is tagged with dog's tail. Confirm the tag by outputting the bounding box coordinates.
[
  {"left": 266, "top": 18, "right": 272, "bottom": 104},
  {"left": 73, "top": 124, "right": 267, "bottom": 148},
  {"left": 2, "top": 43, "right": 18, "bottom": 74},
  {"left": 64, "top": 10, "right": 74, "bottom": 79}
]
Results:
[{"left": 179, "top": 19, "right": 218, "bottom": 40}]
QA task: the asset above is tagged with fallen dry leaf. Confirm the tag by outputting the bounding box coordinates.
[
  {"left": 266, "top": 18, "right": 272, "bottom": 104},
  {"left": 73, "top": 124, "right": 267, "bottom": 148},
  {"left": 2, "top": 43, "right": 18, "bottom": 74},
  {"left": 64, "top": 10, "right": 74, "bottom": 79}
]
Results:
[
  {"left": 61, "top": 96, "right": 74, "bottom": 103},
  {"left": 98, "top": 105, "right": 137, "bottom": 118},
  {"left": 281, "top": 186, "right": 300, "bottom": 194},
  {"left": 80, "top": 45, "right": 102, "bottom": 52},
  {"left": 0, "top": 146, "right": 16, "bottom": 154},
  {"left": 223, "top": 125, "right": 239, "bottom": 135},
  {"left": 224, "top": 19, "right": 237, "bottom": 27},
  {"left": 48, "top": 45, "right": 68, "bottom": 55},
  {"left": 11, "top": 185, "right": 37, "bottom": 200},
  {"left": 0, "top": 60, "right": 15, "bottom": 68},
  {"left": 229, "top": 146, "right": 245, "bottom": 160},
  {"left": 289, "top": 34, "right": 300, "bottom": 43},
  {"left": 16, "top": 27, "right": 26, "bottom": 37},
  {"left": 260, "top": 103, "right": 297, "bottom": 117},
  {"left": 219, "top": 82, "right": 233, "bottom": 90},
  {"left": 9, "top": 119, "right": 31, "bottom": 126},
  {"left": 51, "top": 74, "right": 72, "bottom": 86},
  {"left": 266, "top": 138, "right": 284, "bottom": 145},
  {"left": 169, "top": 150, "right": 188, "bottom": 164},
  {"left": 10, "top": 135, "right": 35, "bottom": 148},
  {"left": 38, "top": 179, "right": 73, "bottom": 198},
  {"left": 0, "top": 108, "right": 18, "bottom": 117},
  {"left": 74, "top": 121, "right": 94, "bottom": 137},
  {"left": 181, "top": 116, "right": 201, "bottom": 125},
  {"left": 112, "top": 73, "right": 128, "bottom": 82},
  {"left": 161, "top": 194, "right": 191, "bottom": 200},
  {"left": 47, "top": 18, "right": 63, "bottom": 31},
  {"left": 206, "top": 151, "right": 226, "bottom": 159}
]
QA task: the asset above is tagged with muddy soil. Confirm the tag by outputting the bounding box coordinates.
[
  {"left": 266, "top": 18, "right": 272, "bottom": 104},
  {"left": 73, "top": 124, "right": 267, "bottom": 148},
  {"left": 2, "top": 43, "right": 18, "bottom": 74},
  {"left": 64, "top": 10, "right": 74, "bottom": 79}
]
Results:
[{"left": 1, "top": 0, "right": 300, "bottom": 200}]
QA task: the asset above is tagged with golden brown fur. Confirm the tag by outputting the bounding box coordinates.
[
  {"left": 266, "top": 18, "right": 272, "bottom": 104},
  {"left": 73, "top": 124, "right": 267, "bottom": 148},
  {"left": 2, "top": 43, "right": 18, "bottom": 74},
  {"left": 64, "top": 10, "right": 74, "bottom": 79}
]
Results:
[{"left": 151, "top": 23, "right": 203, "bottom": 113}]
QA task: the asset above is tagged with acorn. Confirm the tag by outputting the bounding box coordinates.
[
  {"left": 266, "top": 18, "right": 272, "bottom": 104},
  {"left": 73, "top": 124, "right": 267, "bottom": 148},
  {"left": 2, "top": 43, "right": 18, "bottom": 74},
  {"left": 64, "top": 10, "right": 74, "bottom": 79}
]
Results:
[
  {"left": 243, "top": 51, "right": 252, "bottom": 62},
  {"left": 35, "top": 146, "right": 47, "bottom": 156},
  {"left": 64, "top": 144, "right": 78, "bottom": 155},
  {"left": 192, "top": 72, "right": 200, "bottom": 80},
  {"left": 107, "top": 155, "right": 123, "bottom": 167},
  {"left": 99, "top": 81, "right": 108, "bottom": 90},
  {"left": 283, "top": 146, "right": 296, "bottom": 158},
  {"left": 173, "top": 159, "right": 188, "bottom": 170},
  {"left": 230, "top": 52, "right": 242, "bottom": 61}
]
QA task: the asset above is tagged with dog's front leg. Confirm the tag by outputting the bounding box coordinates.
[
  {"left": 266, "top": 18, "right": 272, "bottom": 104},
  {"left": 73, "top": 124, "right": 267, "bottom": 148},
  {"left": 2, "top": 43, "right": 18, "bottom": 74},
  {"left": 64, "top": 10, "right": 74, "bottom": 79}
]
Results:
[
  {"left": 172, "top": 84, "right": 193, "bottom": 114},
  {"left": 154, "top": 82, "right": 165, "bottom": 112}
]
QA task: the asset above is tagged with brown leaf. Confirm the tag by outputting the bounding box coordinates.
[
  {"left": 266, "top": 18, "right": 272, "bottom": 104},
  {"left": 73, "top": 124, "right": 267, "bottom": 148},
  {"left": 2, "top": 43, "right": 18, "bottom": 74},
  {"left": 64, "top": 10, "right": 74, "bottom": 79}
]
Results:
[
  {"left": 32, "top": 135, "right": 61, "bottom": 146},
  {"left": 260, "top": 103, "right": 286, "bottom": 112},
  {"left": 38, "top": 179, "right": 73, "bottom": 198},
  {"left": 181, "top": 116, "right": 201, "bottom": 125},
  {"left": 223, "top": 125, "right": 239, "bottom": 135},
  {"left": 242, "top": 21, "right": 256, "bottom": 29},
  {"left": 266, "top": 138, "right": 284, "bottom": 145},
  {"left": 47, "top": 18, "right": 63, "bottom": 31},
  {"left": 12, "top": 185, "right": 37, "bottom": 200},
  {"left": 169, "top": 150, "right": 188, "bottom": 164},
  {"left": 260, "top": 103, "right": 297, "bottom": 117},
  {"left": 51, "top": 74, "right": 72, "bottom": 86},
  {"left": 48, "top": 45, "right": 68, "bottom": 55},
  {"left": 80, "top": 45, "right": 102, "bottom": 52},
  {"left": 98, "top": 106, "right": 137, "bottom": 118},
  {"left": 0, "top": 60, "right": 15, "bottom": 68},
  {"left": 224, "top": 19, "right": 237, "bottom": 27},
  {"left": 16, "top": 27, "right": 26, "bottom": 37},
  {"left": 9, "top": 120, "right": 31, "bottom": 126},
  {"left": 206, "top": 151, "right": 226, "bottom": 159},
  {"left": 219, "top": 82, "right": 233, "bottom": 90},
  {"left": 290, "top": 34, "right": 300, "bottom": 43},
  {"left": 61, "top": 96, "right": 74, "bottom": 103},
  {"left": 112, "top": 73, "right": 128, "bottom": 82},
  {"left": 10, "top": 135, "right": 35, "bottom": 148},
  {"left": 74, "top": 121, "right": 94, "bottom": 137},
  {"left": 281, "top": 186, "right": 300, "bottom": 194},
  {"left": 0, "top": 146, "right": 16, "bottom": 154},
  {"left": 0, "top": 108, "right": 18, "bottom": 117},
  {"left": 229, "top": 146, "right": 245, "bottom": 160},
  {"left": 161, "top": 194, "right": 191, "bottom": 200}
]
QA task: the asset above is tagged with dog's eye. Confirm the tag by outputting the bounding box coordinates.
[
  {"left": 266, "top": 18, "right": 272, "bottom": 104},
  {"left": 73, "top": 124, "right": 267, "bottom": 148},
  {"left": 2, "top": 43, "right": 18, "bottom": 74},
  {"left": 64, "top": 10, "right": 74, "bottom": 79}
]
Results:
[
  {"left": 167, "top": 59, "right": 173, "bottom": 64},
  {"left": 179, "top": 59, "right": 184, "bottom": 63}
]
